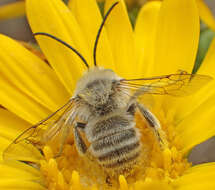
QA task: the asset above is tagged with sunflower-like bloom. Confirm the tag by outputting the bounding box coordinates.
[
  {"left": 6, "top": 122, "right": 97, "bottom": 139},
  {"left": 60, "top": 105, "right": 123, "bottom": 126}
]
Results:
[{"left": 1, "top": 0, "right": 215, "bottom": 190}]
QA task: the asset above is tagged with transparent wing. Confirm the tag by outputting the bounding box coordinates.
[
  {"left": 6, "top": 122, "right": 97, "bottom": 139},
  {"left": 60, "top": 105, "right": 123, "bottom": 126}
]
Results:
[
  {"left": 120, "top": 73, "right": 213, "bottom": 97},
  {"left": 3, "top": 98, "right": 79, "bottom": 162}
]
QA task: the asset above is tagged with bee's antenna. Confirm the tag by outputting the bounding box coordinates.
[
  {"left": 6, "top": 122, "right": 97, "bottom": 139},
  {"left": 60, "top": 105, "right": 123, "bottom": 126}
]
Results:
[
  {"left": 33, "top": 32, "right": 89, "bottom": 69},
  {"left": 93, "top": 2, "right": 119, "bottom": 66}
]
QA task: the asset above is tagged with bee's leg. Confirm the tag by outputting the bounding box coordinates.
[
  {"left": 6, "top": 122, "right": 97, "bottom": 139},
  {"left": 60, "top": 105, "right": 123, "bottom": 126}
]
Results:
[
  {"left": 136, "top": 103, "right": 168, "bottom": 149},
  {"left": 73, "top": 122, "right": 88, "bottom": 155},
  {"left": 106, "top": 175, "right": 112, "bottom": 186},
  {"left": 76, "top": 122, "right": 86, "bottom": 131},
  {"left": 127, "top": 103, "right": 136, "bottom": 115},
  {"left": 56, "top": 122, "right": 87, "bottom": 158}
]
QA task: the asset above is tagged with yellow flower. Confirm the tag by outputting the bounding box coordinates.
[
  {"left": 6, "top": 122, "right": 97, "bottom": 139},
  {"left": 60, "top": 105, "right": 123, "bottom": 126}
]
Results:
[
  {"left": 0, "top": 0, "right": 215, "bottom": 190},
  {"left": 0, "top": 0, "right": 25, "bottom": 21}
]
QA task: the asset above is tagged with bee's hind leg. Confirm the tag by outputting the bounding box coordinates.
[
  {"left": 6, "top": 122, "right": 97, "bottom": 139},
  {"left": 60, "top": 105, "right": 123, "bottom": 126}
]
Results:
[
  {"left": 73, "top": 122, "right": 97, "bottom": 163},
  {"left": 73, "top": 122, "right": 88, "bottom": 155},
  {"left": 54, "top": 122, "right": 87, "bottom": 158},
  {"left": 136, "top": 103, "right": 168, "bottom": 149}
]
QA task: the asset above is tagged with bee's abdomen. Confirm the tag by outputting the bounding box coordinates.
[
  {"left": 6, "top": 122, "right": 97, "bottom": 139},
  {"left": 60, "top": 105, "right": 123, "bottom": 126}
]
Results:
[{"left": 90, "top": 127, "right": 141, "bottom": 171}]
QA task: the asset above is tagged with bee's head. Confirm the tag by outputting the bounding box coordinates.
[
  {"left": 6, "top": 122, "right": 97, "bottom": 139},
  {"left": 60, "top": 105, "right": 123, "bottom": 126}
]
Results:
[
  {"left": 74, "top": 67, "right": 124, "bottom": 115},
  {"left": 75, "top": 67, "right": 119, "bottom": 97}
]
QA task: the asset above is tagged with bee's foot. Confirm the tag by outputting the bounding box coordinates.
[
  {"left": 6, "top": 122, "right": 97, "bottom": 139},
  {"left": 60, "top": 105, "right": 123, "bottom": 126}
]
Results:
[{"left": 106, "top": 176, "right": 112, "bottom": 186}]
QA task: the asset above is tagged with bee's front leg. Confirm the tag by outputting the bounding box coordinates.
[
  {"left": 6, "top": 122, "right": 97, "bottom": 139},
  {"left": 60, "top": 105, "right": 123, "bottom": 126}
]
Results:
[{"left": 136, "top": 103, "right": 168, "bottom": 149}]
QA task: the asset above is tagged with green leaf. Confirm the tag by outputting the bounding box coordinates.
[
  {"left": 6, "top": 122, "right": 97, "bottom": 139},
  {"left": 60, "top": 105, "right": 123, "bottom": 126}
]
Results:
[
  {"left": 128, "top": 6, "right": 140, "bottom": 28},
  {"left": 193, "top": 28, "right": 215, "bottom": 73}
]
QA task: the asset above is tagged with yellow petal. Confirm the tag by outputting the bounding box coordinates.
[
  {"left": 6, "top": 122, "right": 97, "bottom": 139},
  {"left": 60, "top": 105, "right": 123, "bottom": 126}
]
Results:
[
  {"left": 0, "top": 1, "right": 25, "bottom": 20},
  {"left": 134, "top": 1, "right": 161, "bottom": 77},
  {"left": 68, "top": 0, "right": 115, "bottom": 70},
  {"left": 173, "top": 37, "right": 215, "bottom": 124},
  {"left": 104, "top": 0, "right": 135, "bottom": 78},
  {"left": 0, "top": 108, "right": 43, "bottom": 162},
  {"left": 0, "top": 74, "right": 51, "bottom": 124},
  {"left": 173, "top": 163, "right": 215, "bottom": 190},
  {"left": 0, "top": 179, "right": 45, "bottom": 190},
  {"left": 0, "top": 34, "right": 70, "bottom": 111},
  {"left": 196, "top": 0, "right": 215, "bottom": 31},
  {"left": 0, "top": 109, "right": 29, "bottom": 153},
  {"left": 172, "top": 80, "right": 215, "bottom": 125},
  {"left": 26, "top": 0, "right": 90, "bottom": 93},
  {"left": 134, "top": 180, "right": 173, "bottom": 190},
  {"left": 0, "top": 161, "right": 41, "bottom": 180},
  {"left": 180, "top": 37, "right": 215, "bottom": 121},
  {"left": 175, "top": 92, "right": 215, "bottom": 154},
  {"left": 153, "top": 0, "right": 200, "bottom": 75}
]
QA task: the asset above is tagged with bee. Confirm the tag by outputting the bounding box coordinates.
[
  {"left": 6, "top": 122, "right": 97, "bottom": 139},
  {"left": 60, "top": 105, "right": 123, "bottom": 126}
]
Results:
[{"left": 3, "top": 2, "right": 212, "bottom": 178}]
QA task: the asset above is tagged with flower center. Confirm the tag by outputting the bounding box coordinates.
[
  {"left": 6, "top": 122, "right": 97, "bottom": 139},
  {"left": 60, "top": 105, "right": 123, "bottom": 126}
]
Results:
[{"left": 39, "top": 108, "right": 191, "bottom": 190}]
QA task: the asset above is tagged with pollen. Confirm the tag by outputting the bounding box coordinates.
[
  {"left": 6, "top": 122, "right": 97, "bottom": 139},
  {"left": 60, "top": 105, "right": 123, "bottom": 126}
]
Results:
[{"left": 39, "top": 112, "right": 192, "bottom": 190}]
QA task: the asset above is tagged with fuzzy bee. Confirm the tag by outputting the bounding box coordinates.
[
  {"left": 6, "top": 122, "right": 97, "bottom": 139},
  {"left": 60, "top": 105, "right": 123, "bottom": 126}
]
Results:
[{"left": 3, "top": 2, "right": 212, "bottom": 178}]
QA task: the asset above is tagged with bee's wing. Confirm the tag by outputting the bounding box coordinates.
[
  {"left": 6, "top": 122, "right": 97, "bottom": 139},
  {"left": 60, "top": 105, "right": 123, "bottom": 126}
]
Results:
[
  {"left": 3, "top": 98, "right": 79, "bottom": 162},
  {"left": 120, "top": 73, "right": 213, "bottom": 97}
]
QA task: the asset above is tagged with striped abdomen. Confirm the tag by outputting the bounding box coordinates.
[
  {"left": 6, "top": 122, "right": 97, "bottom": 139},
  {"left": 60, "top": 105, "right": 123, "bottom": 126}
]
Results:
[{"left": 88, "top": 114, "right": 141, "bottom": 173}]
